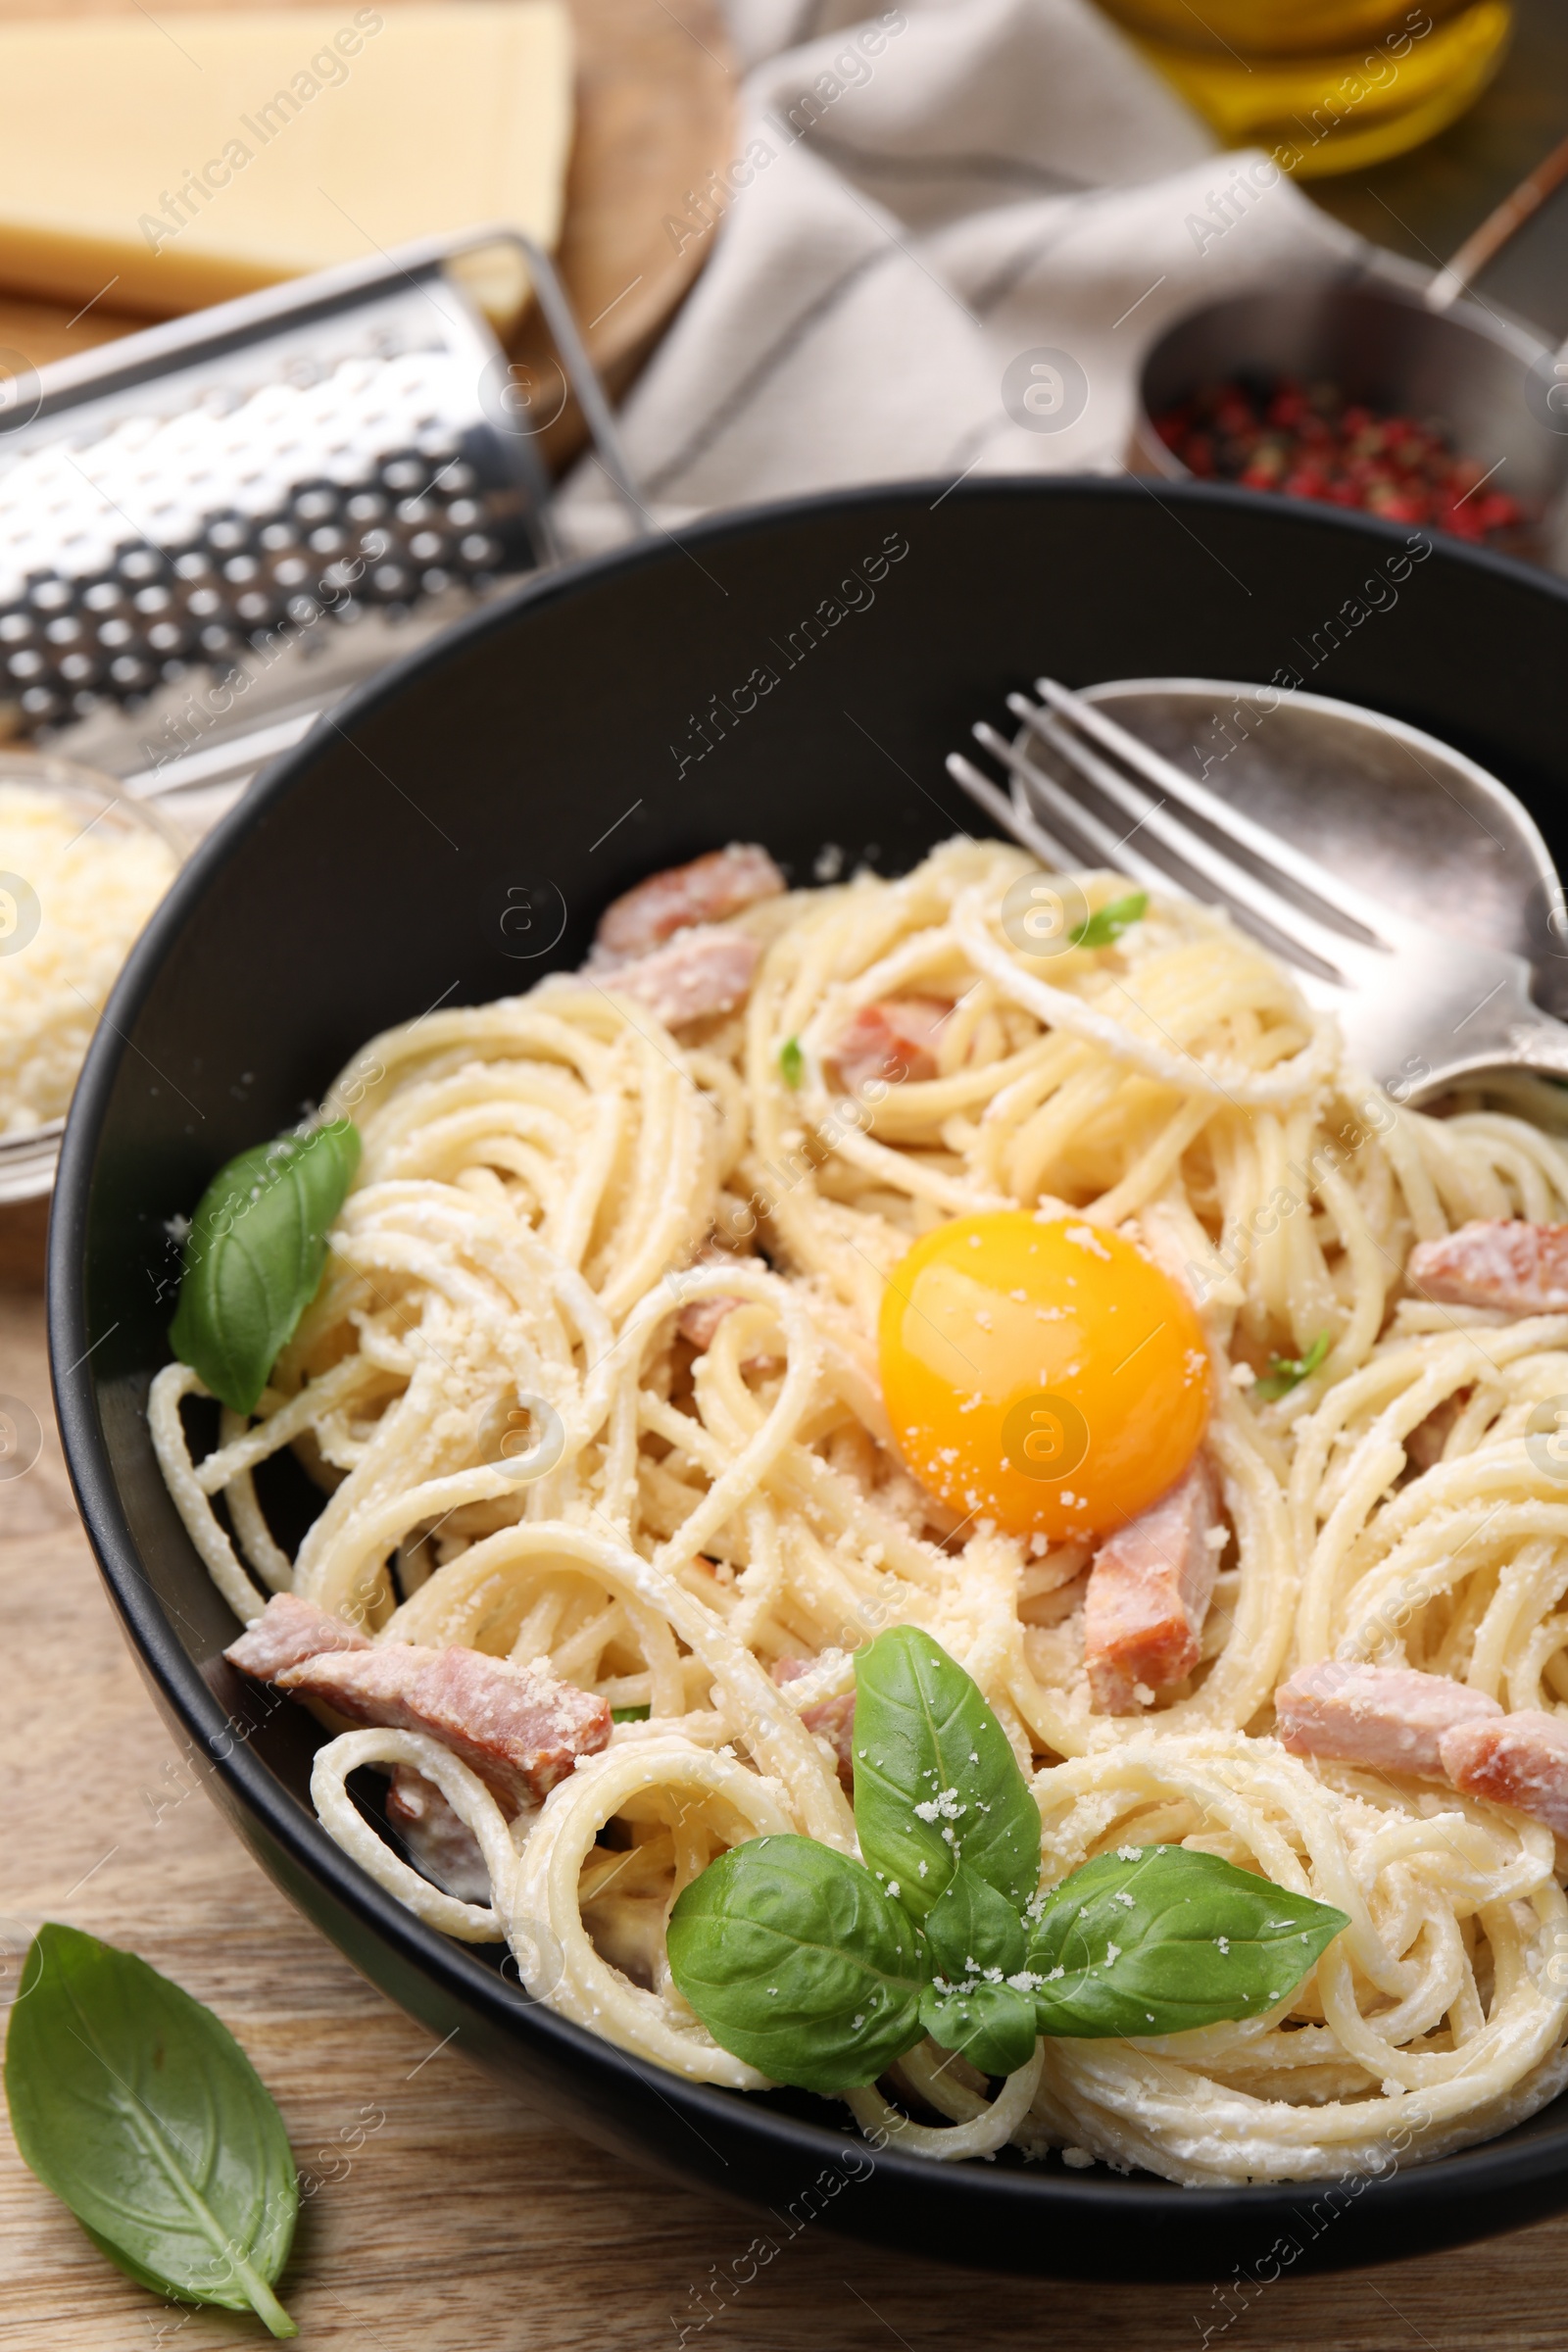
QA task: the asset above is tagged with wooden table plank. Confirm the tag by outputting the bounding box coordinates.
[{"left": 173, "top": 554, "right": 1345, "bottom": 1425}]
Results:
[{"left": 4, "top": 1267, "right": 1568, "bottom": 2346}]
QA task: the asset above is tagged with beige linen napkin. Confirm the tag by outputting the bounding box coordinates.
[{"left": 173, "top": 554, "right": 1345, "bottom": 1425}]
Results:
[{"left": 556, "top": 0, "right": 1362, "bottom": 546}]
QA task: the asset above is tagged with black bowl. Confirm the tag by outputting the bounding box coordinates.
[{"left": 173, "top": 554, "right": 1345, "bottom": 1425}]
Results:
[{"left": 49, "top": 477, "right": 1568, "bottom": 2282}]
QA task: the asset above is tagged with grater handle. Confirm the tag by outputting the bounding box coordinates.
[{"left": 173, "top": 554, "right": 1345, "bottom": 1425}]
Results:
[{"left": 515, "top": 234, "right": 648, "bottom": 539}]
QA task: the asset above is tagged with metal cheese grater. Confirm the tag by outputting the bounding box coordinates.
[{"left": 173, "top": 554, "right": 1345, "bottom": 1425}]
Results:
[{"left": 0, "top": 226, "right": 642, "bottom": 818}]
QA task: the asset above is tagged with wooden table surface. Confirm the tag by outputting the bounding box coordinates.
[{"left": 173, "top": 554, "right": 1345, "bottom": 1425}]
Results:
[{"left": 2, "top": 1259, "right": 1567, "bottom": 2348}]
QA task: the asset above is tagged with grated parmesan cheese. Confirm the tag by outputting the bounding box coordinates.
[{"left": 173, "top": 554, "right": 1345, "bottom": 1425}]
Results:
[{"left": 0, "top": 782, "right": 177, "bottom": 1135}]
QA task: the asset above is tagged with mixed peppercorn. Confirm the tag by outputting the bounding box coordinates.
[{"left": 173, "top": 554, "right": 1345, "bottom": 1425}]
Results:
[{"left": 1152, "top": 374, "right": 1525, "bottom": 544}]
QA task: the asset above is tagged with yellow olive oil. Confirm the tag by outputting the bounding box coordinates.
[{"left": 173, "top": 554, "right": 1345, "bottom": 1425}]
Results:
[{"left": 1096, "top": 0, "right": 1513, "bottom": 175}]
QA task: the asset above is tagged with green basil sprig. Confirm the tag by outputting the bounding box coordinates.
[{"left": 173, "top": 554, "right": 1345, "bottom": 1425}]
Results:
[
  {"left": 664, "top": 1836, "right": 927, "bottom": 2093},
  {"left": 1026, "top": 1847, "right": 1347, "bottom": 2036},
  {"left": 917, "top": 1867, "right": 1038, "bottom": 2078},
  {"left": 667, "top": 1628, "right": 1348, "bottom": 2094},
  {"left": 1254, "top": 1328, "right": 1332, "bottom": 1402},
  {"left": 169, "top": 1117, "right": 360, "bottom": 1414},
  {"left": 853, "top": 1625, "right": 1041, "bottom": 1920},
  {"left": 1069, "top": 891, "right": 1147, "bottom": 951},
  {"left": 4, "top": 1924, "right": 298, "bottom": 2335}
]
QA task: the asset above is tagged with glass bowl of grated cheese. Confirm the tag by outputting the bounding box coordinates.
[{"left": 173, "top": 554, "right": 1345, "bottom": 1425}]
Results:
[{"left": 0, "top": 756, "right": 186, "bottom": 1203}]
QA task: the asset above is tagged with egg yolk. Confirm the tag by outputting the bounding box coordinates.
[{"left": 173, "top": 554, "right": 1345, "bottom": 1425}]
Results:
[{"left": 878, "top": 1211, "right": 1210, "bottom": 1542}]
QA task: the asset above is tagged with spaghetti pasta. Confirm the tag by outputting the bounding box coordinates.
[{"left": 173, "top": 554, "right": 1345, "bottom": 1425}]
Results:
[{"left": 151, "top": 836, "right": 1568, "bottom": 2184}]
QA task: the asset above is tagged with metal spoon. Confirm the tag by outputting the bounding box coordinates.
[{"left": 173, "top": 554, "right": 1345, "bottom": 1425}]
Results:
[{"left": 963, "top": 673, "right": 1568, "bottom": 1106}]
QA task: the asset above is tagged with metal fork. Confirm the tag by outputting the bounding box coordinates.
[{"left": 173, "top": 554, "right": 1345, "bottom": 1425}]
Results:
[{"left": 948, "top": 677, "right": 1568, "bottom": 1102}]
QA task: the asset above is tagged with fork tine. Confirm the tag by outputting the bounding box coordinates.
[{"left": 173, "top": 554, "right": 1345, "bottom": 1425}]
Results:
[
  {"left": 1018, "top": 705, "right": 1365, "bottom": 987},
  {"left": 971, "top": 723, "right": 1188, "bottom": 906},
  {"left": 945, "top": 752, "right": 1085, "bottom": 872},
  {"left": 1035, "top": 677, "right": 1395, "bottom": 950},
  {"left": 958, "top": 704, "right": 1369, "bottom": 992}
]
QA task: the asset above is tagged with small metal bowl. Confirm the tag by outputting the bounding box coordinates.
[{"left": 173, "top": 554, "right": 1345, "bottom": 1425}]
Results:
[
  {"left": 1131, "top": 253, "right": 1568, "bottom": 565},
  {"left": 0, "top": 754, "right": 186, "bottom": 1205}
]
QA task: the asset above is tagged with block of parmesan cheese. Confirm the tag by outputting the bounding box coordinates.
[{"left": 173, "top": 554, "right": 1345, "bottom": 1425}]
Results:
[{"left": 0, "top": 3, "right": 572, "bottom": 324}]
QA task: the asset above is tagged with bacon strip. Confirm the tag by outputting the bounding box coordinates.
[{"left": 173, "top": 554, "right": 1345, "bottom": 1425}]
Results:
[
  {"left": 1277, "top": 1662, "right": 1568, "bottom": 1836},
  {"left": 1276, "top": 1661, "right": 1499, "bottom": 1778},
  {"left": 773, "top": 1658, "right": 855, "bottom": 1791},
  {"left": 801, "top": 1693, "right": 856, "bottom": 1791},
  {"left": 277, "top": 1642, "right": 612, "bottom": 1813},
  {"left": 1084, "top": 1456, "right": 1220, "bottom": 1715},
  {"left": 1407, "top": 1220, "right": 1568, "bottom": 1315},
  {"left": 827, "top": 998, "right": 951, "bottom": 1096},
  {"left": 673, "top": 1242, "right": 747, "bottom": 1351},
  {"left": 224, "top": 1592, "right": 370, "bottom": 1680},
  {"left": 678, "top": 1293, "right": 745, "bottom": 1350},
  {"left": 599, "top": 926, "right": 760, "bottom": 1029},
  {"left": 592, "top": 843, "right": 784, "bottom": 966},
  {"left": 675, "top": 1279, "right": 779, "bottom": 1369},
  {"left": 1440, "top": 1710, "right": 1568, "bottom": 1836}
]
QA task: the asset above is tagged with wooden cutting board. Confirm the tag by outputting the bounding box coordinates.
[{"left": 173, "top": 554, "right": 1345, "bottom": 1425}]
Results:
[
  {"left": 2, "top": 1257, "right": 1567, "bottom": 2347},
  {"left": 0, "top": 0, "right": 734, "bottom": 465}
]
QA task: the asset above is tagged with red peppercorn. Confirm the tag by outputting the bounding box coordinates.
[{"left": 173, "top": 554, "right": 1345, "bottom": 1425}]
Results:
[
  {"left": 1281, "top": 468, "right": 1329, "bottom": 500},
  {"left": 1152, "top": 372, "right": 1529, "bottom": 545},
  {"left": 1365, "top": 483, "right": 1427, "bottom": 523}
]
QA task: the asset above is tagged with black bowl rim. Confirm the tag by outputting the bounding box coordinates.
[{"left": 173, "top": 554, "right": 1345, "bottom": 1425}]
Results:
[{"left": 47, "top": 471, "right": 1568, "bottom": 2244}]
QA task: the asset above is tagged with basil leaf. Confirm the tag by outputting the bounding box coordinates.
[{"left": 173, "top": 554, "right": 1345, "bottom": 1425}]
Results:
[
  {"left": 169, "top": 1118, "right": 360, "bottom": 1414},
  {"left": 611, "top": 1703, "right": 651, "bottom": 1723},
  {"left": 853, "top": 1628, "right": 1041, "bottom": 1921},
  {"left": 924, "top": 1866, "right": 1027, "bottom": 1983},
  {"left": 4, "top": 1924, "right": 298, "bottom": 2336},
  {"left": 918, "top": 1979, "right": 1039, "bottom": 2079},
  {"left": 1026, "top": 1847, "right": 1348, "bottom": 2038},
  {"left": 779, "top": 1037, "right": 804, "bottom": 1089},
  {"left": 1069, "top": 892, "right": 1147, "bottom": 951},
  {"left": 665, "top": 1835, "right": 927, "bottom": 2093},
  {"left": 79, "top": 2221, "right": 207, "bottom": 2302},
  {"left": 1254, "top": 1328, "right": 1332, "bottom": 1402},
  {"left": 917, "top": 1869, "right": 1037, "bottom": 2075}
]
